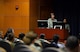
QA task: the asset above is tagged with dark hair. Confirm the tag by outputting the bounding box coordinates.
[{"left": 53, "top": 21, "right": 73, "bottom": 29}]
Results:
[
  {"left": 7, "top": 33, "right": 14, "bottom": 41},
  {"left": 4, "top": 28, "right": 14, "bottom": 39},
  {"left": 18, "top": 33, "right": 25, "bottom": 40},
  {"left": 7, "top": 28, "right": 14, "bottom": 33},
  {"left": 65, "top": 36, "right": 79, "bottom": 50},
  {"left": 39, "top": 33, "right": 45, "bottom": 39},
  {"left": 52, "top": 34, "right": 59, "bottom": 44}
]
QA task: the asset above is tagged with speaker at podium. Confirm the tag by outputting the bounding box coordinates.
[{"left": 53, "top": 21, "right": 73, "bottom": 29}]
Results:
[{"left": 37, "top": 20, "right": 66, "bottom": 29}]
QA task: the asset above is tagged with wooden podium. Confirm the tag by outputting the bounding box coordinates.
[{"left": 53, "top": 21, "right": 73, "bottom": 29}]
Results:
[{"left": 34, "top": 28, "right": 69, "bottom": 42}]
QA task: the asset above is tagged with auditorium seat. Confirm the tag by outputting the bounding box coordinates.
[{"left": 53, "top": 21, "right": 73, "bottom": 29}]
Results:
[
  {"left": 0, "top": 41, "right": 12, "bottom": 52},
  {"left": 13, "top": 44, "right": 32, "bottom": 52}
]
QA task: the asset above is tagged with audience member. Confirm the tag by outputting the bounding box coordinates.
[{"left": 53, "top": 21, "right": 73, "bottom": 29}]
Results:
[
  {"left": 39, "top": 33, "right": 50, "bottom": 44},
  {"left": 1, "top": 27, "right": 80, "bottom": 52},
  {"left": 14, "top": 32, "right": 25, "bottom": 43},
  {"left": 13, "top": 32, "right": 33, "bottom": 52},
  {"left": 13, "top": 32, "right": 25, "bottom": 44},
  {"left": 4, "top": 28, "right": 14, "bottom": 39},
  {"left": 50, "top": 34, "right": 65, "bottom": 48},
  {"left": 39, "top": 33, "right": 50, "bottom": 48},
  {"left": 64, "top": 36, "right": 79, "bottom": 52},
  {"left": 5, "top": 33, "right": 15, "bottom": 49},
  {"left": 18, "top": 33, "right": 25, "bottom": 40},
  {"left": 23, "top": 31, "right": 41, "bottom": 52}
]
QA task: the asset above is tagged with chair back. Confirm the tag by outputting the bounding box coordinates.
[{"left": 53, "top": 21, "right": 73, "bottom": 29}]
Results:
[{"left": 0, "top": 41, "right": 12, "bottom": 52}]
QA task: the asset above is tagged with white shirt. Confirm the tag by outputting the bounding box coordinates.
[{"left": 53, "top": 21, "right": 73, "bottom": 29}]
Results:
[{"left": 48, "top": 18, "right": 57, "bottom": 28}]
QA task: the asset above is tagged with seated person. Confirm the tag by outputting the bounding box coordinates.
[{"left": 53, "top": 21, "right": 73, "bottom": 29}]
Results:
[
  {"left": 5, "top": 33, "right": 15, "bottom": 49},
  {"left": 47, "top": 13, "right": 57, "bottom": 28},
  {"left": 39, "top": 33, "right": 50, "bottom": 48},
  {"left": 4, "top": 28, "right": 14, "bottom": 39},
  {"left": 64, "top": 36, "right": 79, "bottom": 52},
  {"left": 50, "top": 34, "right": 65, "bottom": 48},
  {"left": 23, "top": 31, "right": 41, "bottom": 52}
]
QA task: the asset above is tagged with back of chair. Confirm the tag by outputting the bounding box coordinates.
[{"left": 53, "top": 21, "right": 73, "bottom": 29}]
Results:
[
  {"left": 42, "top": 47, "right": 64, "bottom": 52},
  {"left": 13, "top": 44, "right": 32, "bottom": 52},
  {"left": 0, "top": 41, "right": 12, "bottom": 52}
]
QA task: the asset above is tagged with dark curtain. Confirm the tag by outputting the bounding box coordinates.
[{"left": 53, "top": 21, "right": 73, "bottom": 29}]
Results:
[{"left": 53, "top": 0, "right": 80, "bottom": 37}]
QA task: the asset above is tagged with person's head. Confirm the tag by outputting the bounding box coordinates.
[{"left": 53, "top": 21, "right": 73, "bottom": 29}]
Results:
[
  {"left": 23, "top": 31, "right": 38, "bottom": 45},
  {"left": 7, "top": 33, "right": 14, "bottom": 42},
  {"left": 5, "top": 28, "right": 14, "bottom": 38},
  {"left": 65, "top": 36, "right": 79, "bottom": 50},
  {"left": 50, "top": 13, "right": 55, "bottom": 20},
  {"left": 39, "top": 33, "right": 45, "bottom": 39},
  {"left": 52, "top": 34, "right": 59, "bottom": 43},
  {"left": 63, "top": 19, "right": 67, "bottom": 23},
  {"left": 18, "top": 32, "right": 25, "bottom": 40},
  {"left": 7, "top": 28, "right": 14, "bottom": 34}
]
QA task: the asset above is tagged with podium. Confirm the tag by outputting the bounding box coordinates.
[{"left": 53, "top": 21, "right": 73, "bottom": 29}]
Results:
[{"left": 34, "top": 28, "right": 69, "bottom": 42}]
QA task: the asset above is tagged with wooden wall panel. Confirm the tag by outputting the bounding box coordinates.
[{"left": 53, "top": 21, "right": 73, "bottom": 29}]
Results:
[
  {"left": 0, "top": 0, "right": 4, "bottom": 31},
  {"left": 0, "top": 0, "right": 40, "bottom": 37},
  {"left": 0, "top": 0, "right": 30, "bottom": 37},
  {"left": 40, "top": 0, "right": 54, "bottom": 20},
  {"left": 4, "top": 0, "right": 29, "bottom": 2},
  {"left": 30, "top": 0, "right": 40, "bottom": 30}
]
